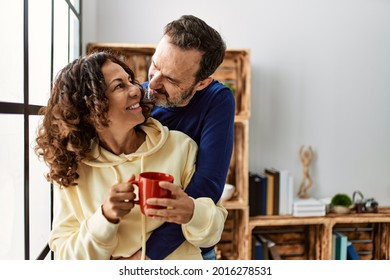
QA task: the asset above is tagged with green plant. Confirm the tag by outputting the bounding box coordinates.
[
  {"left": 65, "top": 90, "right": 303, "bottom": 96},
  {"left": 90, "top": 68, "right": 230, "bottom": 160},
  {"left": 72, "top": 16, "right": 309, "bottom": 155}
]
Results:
[
  {"left": 330, "top": 193, "right": 352, "bottom": 207},
  {"left": 223, "top": 82, "right": 235, "bottom": 95}
]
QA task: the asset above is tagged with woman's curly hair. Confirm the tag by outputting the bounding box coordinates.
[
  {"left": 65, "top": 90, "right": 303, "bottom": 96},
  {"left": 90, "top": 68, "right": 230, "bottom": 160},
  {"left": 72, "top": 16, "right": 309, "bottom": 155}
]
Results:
[{"left": 34, "top": 51, "right": 153, "bottom": 187}]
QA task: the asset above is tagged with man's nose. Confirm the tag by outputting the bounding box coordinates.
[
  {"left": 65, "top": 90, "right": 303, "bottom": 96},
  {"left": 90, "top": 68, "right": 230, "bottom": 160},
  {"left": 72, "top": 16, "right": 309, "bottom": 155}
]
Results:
[{"left": 149, "top": 71, "right": 162, "bottom": 88}]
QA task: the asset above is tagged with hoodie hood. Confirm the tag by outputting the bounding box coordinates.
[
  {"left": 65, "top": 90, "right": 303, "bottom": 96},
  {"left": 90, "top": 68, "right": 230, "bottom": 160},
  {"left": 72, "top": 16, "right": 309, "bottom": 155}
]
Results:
[{"left": 82, "top": 117, "right": 169, "bottom": 169}]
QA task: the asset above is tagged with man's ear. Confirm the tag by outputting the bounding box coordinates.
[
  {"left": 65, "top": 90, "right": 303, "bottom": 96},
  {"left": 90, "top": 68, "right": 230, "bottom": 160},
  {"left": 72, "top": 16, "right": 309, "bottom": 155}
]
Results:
[{"left": 194, "top": 77, "right": 213, "bottom": 91}]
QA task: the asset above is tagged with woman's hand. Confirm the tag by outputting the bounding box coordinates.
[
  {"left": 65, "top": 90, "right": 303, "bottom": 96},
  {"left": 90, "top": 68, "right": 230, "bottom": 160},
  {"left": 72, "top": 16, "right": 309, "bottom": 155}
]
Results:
[{"left": 102, "top": 175, "right": 136, "bottom": 223}]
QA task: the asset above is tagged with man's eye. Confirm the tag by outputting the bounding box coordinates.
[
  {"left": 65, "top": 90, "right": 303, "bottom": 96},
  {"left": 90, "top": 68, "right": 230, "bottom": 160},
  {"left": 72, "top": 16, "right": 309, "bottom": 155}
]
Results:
[{"left": 167, "top": 78, "right": 176, "bottom": 84}]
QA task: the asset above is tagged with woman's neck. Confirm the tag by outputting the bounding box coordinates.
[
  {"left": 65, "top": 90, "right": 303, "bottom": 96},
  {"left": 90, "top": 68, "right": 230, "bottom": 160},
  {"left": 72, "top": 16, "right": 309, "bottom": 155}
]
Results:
[{"left": 98, "top": 127, "right": 146, "bottom": 155}]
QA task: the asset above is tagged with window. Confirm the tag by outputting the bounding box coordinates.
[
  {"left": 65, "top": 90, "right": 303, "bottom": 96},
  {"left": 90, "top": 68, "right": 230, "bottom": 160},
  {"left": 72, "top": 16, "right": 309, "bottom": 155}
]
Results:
[{"left": 0, "top": 0, "right": 81, "bottom": 260}]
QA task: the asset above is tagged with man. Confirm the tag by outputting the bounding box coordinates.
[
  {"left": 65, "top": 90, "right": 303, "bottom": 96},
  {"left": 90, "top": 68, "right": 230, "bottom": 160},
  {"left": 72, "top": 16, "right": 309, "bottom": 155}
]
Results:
[{"left": 144, "top": 15, "right": 235, "bottom": 260}]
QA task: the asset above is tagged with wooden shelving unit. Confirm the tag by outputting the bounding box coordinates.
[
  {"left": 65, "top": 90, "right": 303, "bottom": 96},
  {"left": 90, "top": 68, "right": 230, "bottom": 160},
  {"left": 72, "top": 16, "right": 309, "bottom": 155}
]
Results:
[
  {"left": 87, "top": 43, "right": 252, "bottom": 260},
  {"left": 248, "top": 207, "right": 390, "bottom": 260},
  {"left": 214, "top": 49, "right": 251, "bottom": 260}
]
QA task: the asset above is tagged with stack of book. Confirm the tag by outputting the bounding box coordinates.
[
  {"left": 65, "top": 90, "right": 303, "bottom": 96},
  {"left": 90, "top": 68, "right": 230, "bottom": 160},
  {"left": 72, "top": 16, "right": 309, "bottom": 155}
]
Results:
[
  {"left": 292, "top": 197, "right": 326, "bottom": 217},
  {"left": 249, "top": 168, "right": 294, "bottom": 217},
  {"left": 332, "top": 231, "right": 360, "bottom": 260}
]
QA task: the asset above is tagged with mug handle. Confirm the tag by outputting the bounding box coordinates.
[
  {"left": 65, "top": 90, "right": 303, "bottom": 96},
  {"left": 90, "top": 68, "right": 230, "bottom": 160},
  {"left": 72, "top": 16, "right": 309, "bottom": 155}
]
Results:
[{"left": 128, "top": 179, "right": 140, "bottom": 205}]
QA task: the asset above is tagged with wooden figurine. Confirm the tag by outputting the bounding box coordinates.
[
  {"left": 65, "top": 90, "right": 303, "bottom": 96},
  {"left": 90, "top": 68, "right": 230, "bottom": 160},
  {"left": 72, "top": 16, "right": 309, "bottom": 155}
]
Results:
[{"left": 297, "top": 145, "right": 314, "bottom": 199}]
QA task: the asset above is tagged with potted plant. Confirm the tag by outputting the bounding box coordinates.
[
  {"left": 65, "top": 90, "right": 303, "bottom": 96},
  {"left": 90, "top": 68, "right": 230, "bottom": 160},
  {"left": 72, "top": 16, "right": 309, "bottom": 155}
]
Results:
[{"left": 330, "top": 193, "right": 353, "bottom": 214}]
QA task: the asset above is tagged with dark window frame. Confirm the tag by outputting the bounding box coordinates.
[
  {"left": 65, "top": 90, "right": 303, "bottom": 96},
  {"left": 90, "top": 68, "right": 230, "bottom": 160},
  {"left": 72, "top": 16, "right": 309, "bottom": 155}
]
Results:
[{"left": 0, "top": 0, "right": 82, "bottom": 260}]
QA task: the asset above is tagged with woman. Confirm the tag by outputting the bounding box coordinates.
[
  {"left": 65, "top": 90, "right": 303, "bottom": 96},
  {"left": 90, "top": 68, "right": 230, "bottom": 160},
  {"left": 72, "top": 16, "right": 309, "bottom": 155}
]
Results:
[{"left": 34, "top": 52, "right": 227, "bottom": 260}]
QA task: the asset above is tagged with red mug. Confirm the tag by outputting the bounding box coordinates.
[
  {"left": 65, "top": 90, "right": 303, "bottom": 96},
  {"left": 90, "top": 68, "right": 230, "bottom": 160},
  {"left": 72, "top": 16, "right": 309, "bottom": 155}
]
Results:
[{"left": 129, "top": 172, "right": 174, "bottom": 215}]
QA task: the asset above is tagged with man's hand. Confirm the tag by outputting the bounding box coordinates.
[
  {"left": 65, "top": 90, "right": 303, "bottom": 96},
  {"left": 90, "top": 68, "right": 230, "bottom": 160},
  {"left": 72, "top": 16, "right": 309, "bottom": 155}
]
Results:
[{"left": 144, "top": 181, "right": 194, "bottom": 224}]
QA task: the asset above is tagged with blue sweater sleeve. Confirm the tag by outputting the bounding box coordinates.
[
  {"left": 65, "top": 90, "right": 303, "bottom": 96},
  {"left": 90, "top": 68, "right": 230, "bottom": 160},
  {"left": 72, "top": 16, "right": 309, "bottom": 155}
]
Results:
[{"left": 145, "top": 86, "right": 235, "bottom": 259}]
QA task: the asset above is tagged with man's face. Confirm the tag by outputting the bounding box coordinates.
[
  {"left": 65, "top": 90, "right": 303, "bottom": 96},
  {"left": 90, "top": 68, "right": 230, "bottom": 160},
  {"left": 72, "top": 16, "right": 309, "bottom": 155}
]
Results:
[{"left": 147, "top": 35, "right": 202, "bottom": 107}]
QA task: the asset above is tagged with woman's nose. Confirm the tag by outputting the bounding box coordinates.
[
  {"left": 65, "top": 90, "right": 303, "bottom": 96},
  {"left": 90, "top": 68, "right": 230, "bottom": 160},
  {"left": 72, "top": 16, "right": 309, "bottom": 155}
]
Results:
[{"left": 128, "top": 84, "right": 141, "bottom": 97}]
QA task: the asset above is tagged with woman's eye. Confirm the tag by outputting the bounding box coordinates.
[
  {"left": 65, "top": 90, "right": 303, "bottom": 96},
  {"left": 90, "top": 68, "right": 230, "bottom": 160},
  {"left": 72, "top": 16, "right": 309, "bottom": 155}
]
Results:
[{"left": 114, "top": 83, "right": 124, "bottom": 90}]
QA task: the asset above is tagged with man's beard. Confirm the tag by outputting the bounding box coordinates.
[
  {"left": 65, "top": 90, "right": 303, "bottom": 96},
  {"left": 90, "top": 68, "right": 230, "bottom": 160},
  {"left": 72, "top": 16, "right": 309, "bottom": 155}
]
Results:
[{"left": 147, "top": 84, "right": 195, "bottom": 108}]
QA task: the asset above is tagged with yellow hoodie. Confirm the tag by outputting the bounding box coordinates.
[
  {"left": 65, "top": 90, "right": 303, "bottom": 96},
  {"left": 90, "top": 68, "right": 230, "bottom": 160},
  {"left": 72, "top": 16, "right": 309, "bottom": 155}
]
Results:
[{"left": 49, "top": 118, "right": 227, "bottom": 260}]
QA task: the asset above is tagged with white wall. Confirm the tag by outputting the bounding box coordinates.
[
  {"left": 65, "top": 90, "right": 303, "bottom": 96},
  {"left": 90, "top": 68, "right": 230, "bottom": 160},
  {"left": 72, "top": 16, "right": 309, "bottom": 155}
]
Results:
[{"left": 82, "top": 0, "right": 390, "bottom": 206}]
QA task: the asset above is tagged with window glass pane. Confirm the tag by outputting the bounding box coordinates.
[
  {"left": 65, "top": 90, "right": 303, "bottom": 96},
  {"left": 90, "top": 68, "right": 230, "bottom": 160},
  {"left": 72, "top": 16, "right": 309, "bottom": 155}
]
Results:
[
  {"left": 0, "top": 115, "right": 24, "bottom": 259},
  {"left": 53, "top": 0, "right": 69, "bottom": 76},
  {"left": 70, "top": 10, "right": 81, "bottom": 61},
  {"left": 29, "top": 116, "right": 51, "bottom": 259},
  {"left": 0, "top": 0, "right": 24, "bottom": 103},
  {"left": 29, "top": 0, "right": 52, "bottom": 106}
]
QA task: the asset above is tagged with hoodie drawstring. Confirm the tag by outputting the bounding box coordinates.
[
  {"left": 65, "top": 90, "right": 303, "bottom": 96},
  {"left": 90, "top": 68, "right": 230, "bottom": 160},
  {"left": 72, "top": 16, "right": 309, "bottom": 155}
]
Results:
[
  {"left": 109, "top": 166, "right": 120, "bottom": 184},
  {"left": 140, "top": 156, "right": 146, "bottom": 260}
]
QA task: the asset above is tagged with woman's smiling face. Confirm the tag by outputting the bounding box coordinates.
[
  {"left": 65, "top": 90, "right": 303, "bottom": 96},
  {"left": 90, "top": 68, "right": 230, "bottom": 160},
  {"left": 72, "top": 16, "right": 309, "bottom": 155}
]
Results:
[{"left": 101, "top": 59, "right": 145, "bottom": 128}]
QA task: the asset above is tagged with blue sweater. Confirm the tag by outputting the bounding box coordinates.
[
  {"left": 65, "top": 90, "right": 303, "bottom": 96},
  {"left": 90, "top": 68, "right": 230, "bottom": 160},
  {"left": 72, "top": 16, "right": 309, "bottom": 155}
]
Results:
[{"left": 144, "top": 80, "right": 235, "bottom": 259}]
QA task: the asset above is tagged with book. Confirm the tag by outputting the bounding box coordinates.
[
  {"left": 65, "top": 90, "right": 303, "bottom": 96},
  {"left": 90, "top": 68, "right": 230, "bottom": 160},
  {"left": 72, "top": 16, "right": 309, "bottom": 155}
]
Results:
[
  {"left": 286, "top": 174, "right": 294, "bottom": 215},
  {"left": 278, "top": 170, "right": 292, "bottom": 215},
  {"left": 347, "top": 241, "right": 360, "bottom": 260},
  {"left": 265, "top": 173, "right": 274, "bottom": 215},
  {"left": 256, "top": 235, "right": 281, "bottom": 260},
  {"left": 331, "top": 233, "right": 337, "bottom": 260},
  {"left": 333, "top": 231, "right": 348, "bottom": 260},
  {"left": 293, "top": 197, "right": 326, "bottom": 211},
  {"left": 292, "top": 209, "right": 326, "bottom": 217},
  {"left": 253, "top": 235, "right": 267, "bottom": 260},
  {"left": 259, "top": 173, "right": 268, "bottom": 215},
  {"left": 265, "top": 168, "right": 280, "bottom": 215},
  {"left": 254, "top": 240, "right": 265, "bottom": 260},
  {"left": 278, "top": 170, "right": 288, "bottom": 215},
  {"left": 249, "top": 172, "right": 268, "bottom": 216},
  {"left": 268, "top": 244, "right": 281, "bottom": 260},
  {"left": 249, "top": 172, "right": 260, "bottom": 216}
]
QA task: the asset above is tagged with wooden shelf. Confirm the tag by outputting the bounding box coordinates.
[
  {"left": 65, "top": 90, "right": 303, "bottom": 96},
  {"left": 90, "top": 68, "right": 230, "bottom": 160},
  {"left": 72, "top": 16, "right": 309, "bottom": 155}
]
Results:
[
  {"left": 222, "top": 199, "right": 247, "bottom": 210},
  {"left": 248, "top": 208, "right": 390, "bottom": 260},
  {"left": 225, "top": 120, "right": 249, "bottom": 206}
]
